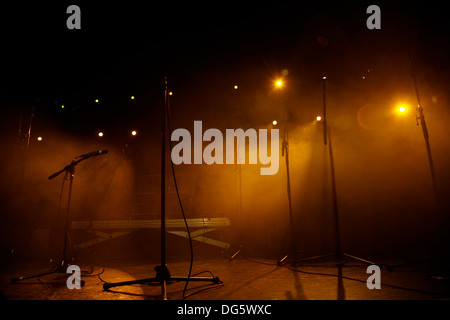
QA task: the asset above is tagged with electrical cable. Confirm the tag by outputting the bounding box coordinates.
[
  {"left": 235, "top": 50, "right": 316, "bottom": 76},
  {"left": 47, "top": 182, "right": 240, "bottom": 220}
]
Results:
[
  {"left": 287, "top": 266, "right": 450, "bottom": 298},
  {"left": 166, "top": 88, "right": 222, "bottom": 299},
  {"left": 245, "top": 258, "right": 450, "bottom": 298},
  {"left": 166, "top": 89, "right": 195, "bottom": 298}
]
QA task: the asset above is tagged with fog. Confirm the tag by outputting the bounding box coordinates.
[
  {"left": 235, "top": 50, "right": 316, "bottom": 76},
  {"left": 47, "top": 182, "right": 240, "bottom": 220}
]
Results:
[{"left": 1, "top": 3, "right": 449, "bottom": 263}]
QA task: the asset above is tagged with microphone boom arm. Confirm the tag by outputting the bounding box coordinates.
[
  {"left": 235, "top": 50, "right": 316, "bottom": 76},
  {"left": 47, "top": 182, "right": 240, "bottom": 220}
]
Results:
[{"left": 48, "top": 150, "right": 108, "bottom": 180}]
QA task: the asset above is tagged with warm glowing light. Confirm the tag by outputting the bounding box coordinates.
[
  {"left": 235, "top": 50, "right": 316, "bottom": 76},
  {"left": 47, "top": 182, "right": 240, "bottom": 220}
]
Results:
[
  {"left": 169, "top": 92, "right": 173, "bottom": 96},
  {"left": 131, "top": 130, "right": 137, "bottom": 136},
  {"left": 95, "top": 99, "right": 99, "bottom": 103},
  {"left": 98, "top": 132, "right": 104, "bottom": 137},
  {"left": 61, "top": 105, "right": 65, "bottom": 109},
  {"left": 37, "top": 137, "right": 43, "bottom": 141},
  {"left": 316, "top": 116, "right": 322, "bottom": 121},
  {"left": 276, "top": 80, "right": 283, "bottom": 87},
  {"left": 272, "top": 120, "right": 277, "bottom": 125},
  {"left": 131, "top": 96, "right": 135, "bottom": 100},
  {"left": 322, "top": 76, "right": 327, "bottom": 80},
  {"left": 397, "top": 104, "right": 407, "bottom": 113},
  {"left": 234, "top": 85, "right": 238, "bottom": 90}
]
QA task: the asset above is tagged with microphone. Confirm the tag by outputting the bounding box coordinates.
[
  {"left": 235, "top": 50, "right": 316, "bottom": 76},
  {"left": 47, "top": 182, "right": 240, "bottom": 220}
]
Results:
[
  {"left": 77, "top": 149, "right": 108, "bottom": 158},
  {"left": 48, "top": 150, "right": 109, "bottom": 180}
]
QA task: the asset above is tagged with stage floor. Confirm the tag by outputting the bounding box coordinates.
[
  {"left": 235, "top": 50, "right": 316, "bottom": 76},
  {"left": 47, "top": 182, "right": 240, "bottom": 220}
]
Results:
[{"left": 2, "top": 251, "right": 450, "bottom": 301}]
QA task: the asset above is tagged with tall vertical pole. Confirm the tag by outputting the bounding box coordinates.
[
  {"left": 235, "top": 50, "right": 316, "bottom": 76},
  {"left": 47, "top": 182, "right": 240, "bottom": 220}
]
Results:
[
  {"left": 159, "top": 76, "right": 169, "bottom": 300},
  {"left": 327, "top": 129, "right": 342, "bottom": 260},
  {"left": 283, "top": 101, "right": 296, "bottom": 261},
  {"left": 161, "top": 77, "right": 168, "bottom": 269},
  {"left": 26, "top": 106, "right": 35, "bottom": 153},
  {"left": 61, "top": 164, "right": 75, "bottom": 271},
  {"left": 408, "top": 52, "right": 439, "bottom": 204},
  {"left": 323, "top": 77, "right": 328, "bottom": 146},
  {"left": 19, "top": 107, "right": 35, "bottom": 187},
  {"left": 323, "top": 76, "right": 342, "bottom": 260}
]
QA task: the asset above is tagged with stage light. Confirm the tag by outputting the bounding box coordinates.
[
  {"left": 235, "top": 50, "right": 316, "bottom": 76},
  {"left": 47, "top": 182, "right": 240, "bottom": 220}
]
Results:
[
  {"left": 61, "top": 105, "right": 65, "bottom": 109},
  {"left": 37, "top": 136, "right": 43, "bottom": 141},
  {"left": 272, "top": 120, "right": 278, "bottom": 125},
  {"left": 234, "top": 85, "right": 238, "bottom": 90},
  {"left": 131, "top": 96, "right": 135, "bottom": 100},
  {"left": 275, "top": 80, "right": 283, "bottom": 87},
  {"left": 98, "top": 132, "right": 104, "bottom": 137},
  {"left": 316, "top": 116, "right": 322, "bottom": 121},
  {"left": 131, "top": 130, "right": 137, "bottom": 136},
  {"left": 397, "top": 104, "right": 407, "bottom": 113},
  {"left": 95, "top": 99, "right": 99, "bottom": 103},
  {"left": 169, "top": 92, "right": 173, "bottom": 96}
]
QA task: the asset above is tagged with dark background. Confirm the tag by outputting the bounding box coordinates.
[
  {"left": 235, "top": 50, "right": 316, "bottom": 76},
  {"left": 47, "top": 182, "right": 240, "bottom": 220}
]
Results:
[{"left": 1, "top": 1, "right": 450, "bottom": 263}]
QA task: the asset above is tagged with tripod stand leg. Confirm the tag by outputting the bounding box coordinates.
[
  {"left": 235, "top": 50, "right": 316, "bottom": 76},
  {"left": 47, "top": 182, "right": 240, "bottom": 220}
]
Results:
[
  {"left": 277, "top": 254, "right": 289, "bottom": 266},
  {"left": 171, "top": 276, "right": 221, "bottom": 283},
  {"left": 11, "top": 270, "right": 55, "bottom": 284},
  {"left": 230, "top": 249, "right": 241, "bottom": 260},
  {"left": 103, "top": 277, "right": 159, "bottom": 290},
  {"left": 10, "top": 258, "right": 73, "bottom": 284},
  {"left": 343, "top": 253, "right": 375, "bottom": 266},
  {"left": 103, "top": 262, "right": 221, "bottom": 293},
  {"left": 11, "top": 264, "right": 86, "bottom": 287}
]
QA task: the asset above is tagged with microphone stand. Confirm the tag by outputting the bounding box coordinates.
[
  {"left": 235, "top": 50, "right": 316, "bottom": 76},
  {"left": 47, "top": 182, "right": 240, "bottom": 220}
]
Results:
[
  {"left": 280, "top": 77, "right": 375, "bottom": 267},
  {"left": 409, "top": 51, "right": 439, "bottom": 204},
  {"left": 102, "top": 76, "right": 220, "bottom": 300},
  {"left": 386, "top": 50, "right": 444, "bottom": 271},
  {"left": 278, "top": 107, "right": 297, "bottom": 265},
  {"left": 11, "top": 154, "right": 95, "bottom": 284},
  {"left": 230, "top": 113, "right": 245, "bottom": 260}
]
